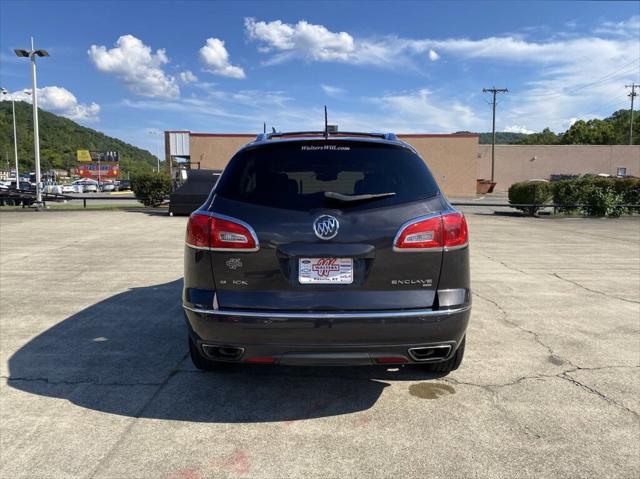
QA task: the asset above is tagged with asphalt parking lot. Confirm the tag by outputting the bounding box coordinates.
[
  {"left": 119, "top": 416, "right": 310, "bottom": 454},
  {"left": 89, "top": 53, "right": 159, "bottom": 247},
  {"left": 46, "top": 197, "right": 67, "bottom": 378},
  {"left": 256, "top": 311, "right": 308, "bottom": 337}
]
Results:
[{"left": 1, "top": 209, "right": 638, "bottom": 478}]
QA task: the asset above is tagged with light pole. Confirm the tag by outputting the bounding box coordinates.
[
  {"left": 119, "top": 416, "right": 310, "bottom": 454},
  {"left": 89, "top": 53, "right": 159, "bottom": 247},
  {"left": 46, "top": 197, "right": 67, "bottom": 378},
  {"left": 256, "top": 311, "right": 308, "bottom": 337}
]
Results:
[
  {"left": 15, "top": 37, "right": 49, "bottom": 207},
  {"left": 1, "top": 88, "right": 20, "bottom": 187}
]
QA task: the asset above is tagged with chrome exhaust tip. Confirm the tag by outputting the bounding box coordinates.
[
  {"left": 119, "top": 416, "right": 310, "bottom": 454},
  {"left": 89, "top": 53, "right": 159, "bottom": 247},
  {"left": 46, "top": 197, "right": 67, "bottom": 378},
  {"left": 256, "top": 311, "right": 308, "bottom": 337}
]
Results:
[
  {"left": 408, "top": 344, "right": 452, "bottom": 362},
  {"left": 202, "top": 345, "right": 245, "bottom": 361}
]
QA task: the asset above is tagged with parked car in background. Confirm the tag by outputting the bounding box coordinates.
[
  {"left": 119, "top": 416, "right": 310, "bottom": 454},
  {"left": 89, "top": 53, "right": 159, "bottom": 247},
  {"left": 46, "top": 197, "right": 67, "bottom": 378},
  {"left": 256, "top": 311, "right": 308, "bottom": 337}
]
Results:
[
  {"left": 99, "top": 181, "right": 116, "bottom": 192},
  {"left": 9, "top": 181, "right": 34, "bottom": 191},
  {"left": 42, "top": 183, "right": 63, "bottom": 195},
  {"left": 61, "top": 184, "right": 76, "bottom": 194},
  {"left": 72, "top": 179, "right": 99, "bottom": 193},
  {"left": 183, "top": 131, "right": 471, "bottom": 373},
  {"left": 117, "top": 180, "right": 131, "bottom": 191}
]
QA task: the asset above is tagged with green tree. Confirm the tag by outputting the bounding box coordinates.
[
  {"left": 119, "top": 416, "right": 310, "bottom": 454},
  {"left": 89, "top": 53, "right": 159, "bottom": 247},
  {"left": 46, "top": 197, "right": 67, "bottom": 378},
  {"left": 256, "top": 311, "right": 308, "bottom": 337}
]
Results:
[
  {"left": 603, "top": 109, "right": 640, "bottom": 144},
  {"left": 516, "top": 128, "right": 561, "bottom": 145},
  {"left": 0, "top": 101, "right": 158, "bottom": 176},
  {"left": 476, "top": 132, "right": 529, "bottom": 144},
  {"left": 561, "top": 119, "right": 617, "bottom": 145}
]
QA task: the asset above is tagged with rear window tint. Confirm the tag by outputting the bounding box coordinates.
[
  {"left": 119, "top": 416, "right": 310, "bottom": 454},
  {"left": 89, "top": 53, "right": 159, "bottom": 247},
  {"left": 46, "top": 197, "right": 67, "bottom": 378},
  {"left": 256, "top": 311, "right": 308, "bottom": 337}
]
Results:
[{"left": 215, "top": 141, "right": 439, "bottom": 211}]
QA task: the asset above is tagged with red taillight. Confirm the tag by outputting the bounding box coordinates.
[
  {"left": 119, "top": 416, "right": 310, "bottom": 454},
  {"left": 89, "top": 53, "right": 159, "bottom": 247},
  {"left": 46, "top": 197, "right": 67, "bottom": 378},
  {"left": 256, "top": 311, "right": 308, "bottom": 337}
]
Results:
[
  {"left": 394, "top": 212, "right": 468, "bottom": 251},
  {"left": 186, "top": 213, "right": 211, "bottom": 249},
  {"left": 210, "top": 216, "right": 257, "bottom": 250},
  {"left": 394, "top": 215, "right": 443, "bottom": 250},
  {"left": 186, "top": 213, "right": 258, "bottom": 251},
  {"left": 442, "top": 212, "right": 468, "bottom": 248}
]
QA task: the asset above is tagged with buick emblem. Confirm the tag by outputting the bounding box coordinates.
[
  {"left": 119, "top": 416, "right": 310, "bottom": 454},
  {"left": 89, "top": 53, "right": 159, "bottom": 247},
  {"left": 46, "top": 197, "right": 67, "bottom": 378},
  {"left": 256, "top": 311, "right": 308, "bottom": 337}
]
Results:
[{"left": 313, "top": 215, "right": 339, "bottom": 240}]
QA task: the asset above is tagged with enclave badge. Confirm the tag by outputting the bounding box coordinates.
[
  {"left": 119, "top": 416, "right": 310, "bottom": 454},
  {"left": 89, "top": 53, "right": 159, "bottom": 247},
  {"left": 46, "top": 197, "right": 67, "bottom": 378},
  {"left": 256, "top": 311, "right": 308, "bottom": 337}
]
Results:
[{"left": 313, "top": 215, "right": 339, "bottom": 240}]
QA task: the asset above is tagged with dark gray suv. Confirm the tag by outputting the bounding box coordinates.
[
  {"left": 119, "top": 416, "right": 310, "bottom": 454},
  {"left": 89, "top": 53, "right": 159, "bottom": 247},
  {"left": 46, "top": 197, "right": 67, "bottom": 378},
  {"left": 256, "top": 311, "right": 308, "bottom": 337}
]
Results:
[{"left": 183, "top": 131, "right": 470, "bottom": 373}]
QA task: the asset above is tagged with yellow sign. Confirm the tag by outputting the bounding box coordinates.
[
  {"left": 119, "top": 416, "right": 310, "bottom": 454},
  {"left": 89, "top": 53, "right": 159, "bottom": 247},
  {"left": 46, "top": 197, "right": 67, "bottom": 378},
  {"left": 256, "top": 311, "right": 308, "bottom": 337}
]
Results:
[{"left": 77, "top": 150, "right": 92, "bottom": 163}]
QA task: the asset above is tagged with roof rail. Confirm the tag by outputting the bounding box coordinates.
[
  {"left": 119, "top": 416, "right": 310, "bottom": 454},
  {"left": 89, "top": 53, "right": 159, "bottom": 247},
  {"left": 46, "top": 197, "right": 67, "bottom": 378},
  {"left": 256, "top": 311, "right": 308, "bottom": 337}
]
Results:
[{"left": 255, "top": 131, "right": 398, "bottom": 141}]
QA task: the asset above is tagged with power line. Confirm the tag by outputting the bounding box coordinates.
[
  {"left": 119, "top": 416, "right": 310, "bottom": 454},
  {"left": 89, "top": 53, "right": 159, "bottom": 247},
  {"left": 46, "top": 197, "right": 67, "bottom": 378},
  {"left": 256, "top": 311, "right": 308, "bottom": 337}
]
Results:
[
  {"left": 626, "top": 83, "right": 639, "bottom": 145},
  {"left": 482, "top": 87, "right": 508, "bottom": 183},
  {"left": 522, "top": 58, "right": 640, "bottom": 99},
  {"left": 508, "top": 99, "right": 628, "bottom": 129}
]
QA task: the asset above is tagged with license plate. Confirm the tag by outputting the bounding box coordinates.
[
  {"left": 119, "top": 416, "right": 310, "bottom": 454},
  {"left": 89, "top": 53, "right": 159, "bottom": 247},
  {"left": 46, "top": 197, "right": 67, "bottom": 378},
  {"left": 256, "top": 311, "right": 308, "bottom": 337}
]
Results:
[{"left": 298, "top": 257, "right": 353, "bottom": 284}]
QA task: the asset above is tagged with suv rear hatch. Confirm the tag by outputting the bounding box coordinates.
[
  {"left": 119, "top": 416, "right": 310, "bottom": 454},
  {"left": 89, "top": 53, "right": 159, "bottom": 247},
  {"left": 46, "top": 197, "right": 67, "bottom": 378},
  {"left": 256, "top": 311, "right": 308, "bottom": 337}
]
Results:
[{"left": 207, "top": 139, "right": 445, "bottom": 311}]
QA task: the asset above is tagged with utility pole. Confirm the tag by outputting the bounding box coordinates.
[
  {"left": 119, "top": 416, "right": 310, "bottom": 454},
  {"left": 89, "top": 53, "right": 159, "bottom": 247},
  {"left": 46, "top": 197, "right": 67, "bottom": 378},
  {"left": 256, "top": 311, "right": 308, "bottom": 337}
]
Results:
[
  {"left": 626, "top": 83, "right": 638, "bottom": 145},
  {"left": 482, "top": 87, "right": 508, "bottom": 184}
]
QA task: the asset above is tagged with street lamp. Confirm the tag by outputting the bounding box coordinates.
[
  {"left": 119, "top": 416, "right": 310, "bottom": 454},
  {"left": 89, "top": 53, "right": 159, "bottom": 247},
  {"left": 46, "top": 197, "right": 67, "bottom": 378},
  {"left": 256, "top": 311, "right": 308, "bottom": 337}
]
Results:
[
  {"left": 15, "top": 37, "right": 49, "bottom": 207},
  {"left": 1, "top": 88, "right": 20, "bottom": 187}
]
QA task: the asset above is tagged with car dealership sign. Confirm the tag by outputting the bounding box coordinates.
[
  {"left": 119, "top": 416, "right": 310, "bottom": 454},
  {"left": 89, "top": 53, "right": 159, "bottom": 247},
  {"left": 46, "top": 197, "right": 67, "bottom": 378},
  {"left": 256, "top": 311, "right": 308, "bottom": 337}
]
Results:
[
  {"left": 77, "top": 163, "right": 120, "bottom": 178},
  {"left": 77, "top": 150, "right": 120, "bottom": 163}
]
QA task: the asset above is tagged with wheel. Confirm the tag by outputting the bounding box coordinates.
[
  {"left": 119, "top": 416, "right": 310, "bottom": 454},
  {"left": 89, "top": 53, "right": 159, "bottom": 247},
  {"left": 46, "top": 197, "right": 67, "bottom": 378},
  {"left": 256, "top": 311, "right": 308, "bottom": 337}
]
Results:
[
  {"left": 189, "top": 336, "right": 221, "bottom": 371},
  {"left": 422, "top": 336, "right": 465, "bottom": 374}
]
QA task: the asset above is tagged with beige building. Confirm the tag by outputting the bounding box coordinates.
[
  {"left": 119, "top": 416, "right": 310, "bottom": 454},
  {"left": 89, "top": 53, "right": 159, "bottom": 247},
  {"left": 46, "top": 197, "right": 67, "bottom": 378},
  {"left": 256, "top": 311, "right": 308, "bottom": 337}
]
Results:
[
  {"left": 166, "top": 131, "right": 640, "bottom": 197},
  {"left": 167, "top": 131, "right": 479, "bottom": 197},
  {"left": 478, "top": 144, "right": 640, "bottom": 191}
]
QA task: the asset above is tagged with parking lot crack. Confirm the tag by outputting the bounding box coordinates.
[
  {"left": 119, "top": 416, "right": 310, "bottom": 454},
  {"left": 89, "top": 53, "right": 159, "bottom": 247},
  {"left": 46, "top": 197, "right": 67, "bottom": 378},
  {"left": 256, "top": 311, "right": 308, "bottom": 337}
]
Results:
[
  {"left": 472, "top": 291, "right": 579, "bottom": 370},
  {"left": 446, "top": 364, "right": 640, "bottom": 391},
  {"left": 550, "top": 272, "right": 640, "bottom": 304},
  {"left": 477, "top": 253, "right": 529, "bottom": 274},
  {"left": 2, "top": 375, "right": 165, "bottom": 387},
  {"left": 558, "top": 371, "right": 639, "bottom": 419}
]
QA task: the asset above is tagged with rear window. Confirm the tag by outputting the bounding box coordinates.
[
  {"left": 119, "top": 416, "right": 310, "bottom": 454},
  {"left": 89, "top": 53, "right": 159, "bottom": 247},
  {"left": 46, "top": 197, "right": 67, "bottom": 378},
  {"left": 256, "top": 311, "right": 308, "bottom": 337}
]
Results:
[{"left": 215, "top": 141, "right": 439, "bottom": 211}]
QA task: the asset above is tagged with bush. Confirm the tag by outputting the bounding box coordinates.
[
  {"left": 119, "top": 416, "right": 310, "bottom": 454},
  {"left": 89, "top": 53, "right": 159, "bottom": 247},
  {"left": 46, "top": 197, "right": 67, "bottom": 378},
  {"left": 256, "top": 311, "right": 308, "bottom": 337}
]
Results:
[
  {"left": 131, "top": 172, "right": 172, "bottom": 207},
  {"left": 547, "top": 176, "right": 640, "bottom": 217},
  {"left": 581, "top": 187, "right": 625, "bottom": 217},
  {"left": 508, "top": 181, "right": 552, "bottom": 216},
  {"left": 552, "top": 179, "right": 583, "bottom": 214},
  {"left": 612, "top": 177, "right": 640, "bottom": 210}
]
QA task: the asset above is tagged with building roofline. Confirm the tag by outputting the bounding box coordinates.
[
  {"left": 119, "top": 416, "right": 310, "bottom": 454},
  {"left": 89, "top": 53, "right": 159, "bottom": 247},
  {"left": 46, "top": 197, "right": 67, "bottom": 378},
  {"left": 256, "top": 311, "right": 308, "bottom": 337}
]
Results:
[
  {"left": 190, "top": 133, "right": 256, "bottom": 138},
  {"left": 178, "top": 132, "right": 480, "bottom": 139},
  {"left": 477, "top": 143, "right": 640, "bottom": 147},
  {"left": 398, "top": 133, "right": 480, "bottom": 138}
]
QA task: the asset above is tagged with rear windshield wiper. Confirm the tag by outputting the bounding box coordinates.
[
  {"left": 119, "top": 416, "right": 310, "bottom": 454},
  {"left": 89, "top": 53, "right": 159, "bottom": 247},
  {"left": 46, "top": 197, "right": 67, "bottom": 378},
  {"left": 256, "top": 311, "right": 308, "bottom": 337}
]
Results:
[{"left": 324, "top": 191, "right": 396, "bottom": 202}]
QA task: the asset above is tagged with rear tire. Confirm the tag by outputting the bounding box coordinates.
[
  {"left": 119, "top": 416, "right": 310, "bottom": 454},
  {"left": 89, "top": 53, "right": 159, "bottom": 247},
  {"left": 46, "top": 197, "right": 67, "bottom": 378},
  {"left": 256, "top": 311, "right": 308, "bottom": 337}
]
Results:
[
  {"left": 422, "top": 336, "right": 465, "bottom": 374},
  {"left": 189, "top": 336, "right": 221, "bottom": 371}
]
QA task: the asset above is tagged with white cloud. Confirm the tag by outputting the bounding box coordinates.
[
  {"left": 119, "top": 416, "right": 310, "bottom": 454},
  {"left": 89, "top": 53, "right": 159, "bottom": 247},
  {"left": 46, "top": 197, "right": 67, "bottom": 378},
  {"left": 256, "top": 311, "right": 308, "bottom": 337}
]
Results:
[
  {"left": 503, "top": 125, "right": 534, "bottom": 134},
  {"left": 205, "top": 89, "right": 291, "bottom": 108},
  {"left": 2, "top": 86, "right": 100, "bottom": 122},
  {"left": 373, "top": 88, "right": 484, "bottom": 132},
  {"left": 179, "top": 70, "right": 198, "bottom": 84},
  {"left": 88, "top": 34, "right": 179, "bottom": 99},
  {"left": 244, "top": 17, "right": 637, "bottom": 70},
  {"left": 321, "top": 84, "right": 346, "bottom": 97},
  {"left": 245, "top": 17, "right": 638, "bottom": 132},
  {"left": 121, "top": 89, "right": 294, "bottom": 129},
  {"left": 245, "top": 17, "right": 361, "bottom": 64},
  {"left": 199, "top": 38, "right": 245, "bottom": 79},
  {"left": 593, "top": 15, "right": 640, "bottom": 37}
]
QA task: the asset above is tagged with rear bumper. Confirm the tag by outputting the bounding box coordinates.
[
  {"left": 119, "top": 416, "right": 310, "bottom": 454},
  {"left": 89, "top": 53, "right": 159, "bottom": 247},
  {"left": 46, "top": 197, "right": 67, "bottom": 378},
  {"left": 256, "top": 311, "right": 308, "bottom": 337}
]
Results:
[{"left": 183, "top": 304, "right": 470, "bottom": 365}]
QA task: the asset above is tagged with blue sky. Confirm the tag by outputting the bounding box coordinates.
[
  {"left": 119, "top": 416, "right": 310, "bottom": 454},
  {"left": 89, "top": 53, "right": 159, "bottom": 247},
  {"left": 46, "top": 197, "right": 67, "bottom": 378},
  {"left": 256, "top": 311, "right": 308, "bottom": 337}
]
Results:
[{"left": 1, "top": 1, "right": 639, "bottom": 157}]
